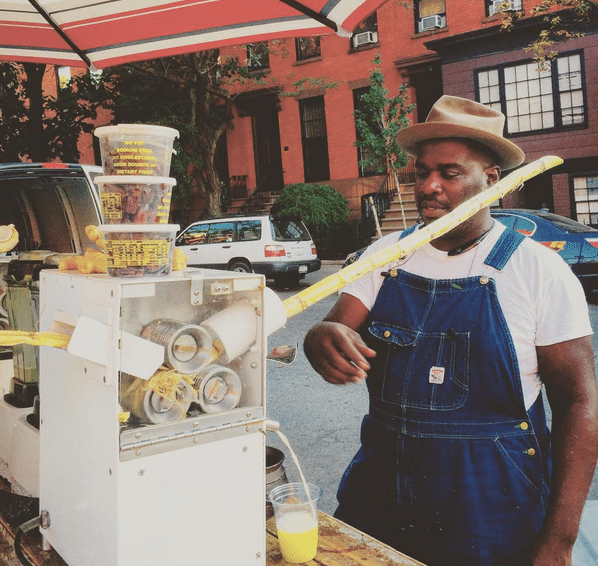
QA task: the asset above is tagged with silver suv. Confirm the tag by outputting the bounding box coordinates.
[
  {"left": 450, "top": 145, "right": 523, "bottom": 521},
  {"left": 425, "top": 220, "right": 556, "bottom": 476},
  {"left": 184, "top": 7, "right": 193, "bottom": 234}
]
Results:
[{"left": 176, "top": 215, "right": 321, "bottom": 288}]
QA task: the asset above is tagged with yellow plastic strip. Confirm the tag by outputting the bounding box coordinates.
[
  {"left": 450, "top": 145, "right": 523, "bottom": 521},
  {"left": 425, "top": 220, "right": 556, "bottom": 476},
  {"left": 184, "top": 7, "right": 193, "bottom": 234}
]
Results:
[{"left": 283, "top": 155, "right": 563, "bottom": 319}]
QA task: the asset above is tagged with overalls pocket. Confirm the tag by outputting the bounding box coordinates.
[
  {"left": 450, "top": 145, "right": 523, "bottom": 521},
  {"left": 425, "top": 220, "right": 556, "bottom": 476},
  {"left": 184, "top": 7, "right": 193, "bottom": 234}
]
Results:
[
  {"left": 369, "top": 322, "right": 470, "bottom": 410},
  {"left": 494, "top": 434, "right": 549, "bottom": 499}
]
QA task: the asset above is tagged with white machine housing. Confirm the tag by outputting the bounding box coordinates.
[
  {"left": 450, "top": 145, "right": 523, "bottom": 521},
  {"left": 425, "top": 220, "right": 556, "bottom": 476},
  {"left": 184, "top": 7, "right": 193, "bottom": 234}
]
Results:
[{"left": 39, "top": 268, "right": 267, "bottom": 566}]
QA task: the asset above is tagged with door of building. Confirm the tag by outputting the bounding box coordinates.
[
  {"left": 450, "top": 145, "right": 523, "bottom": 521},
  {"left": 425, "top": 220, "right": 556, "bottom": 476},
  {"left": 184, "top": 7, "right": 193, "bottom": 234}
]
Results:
[
  {"left": 411, "top": 63, "right": 444, "bottom": 123},
  {"left": 253, "top": 99, "right": 284, "bottom": 193},
  {"left": 299, "top": 96, "right": 330, "bottom": 182}
]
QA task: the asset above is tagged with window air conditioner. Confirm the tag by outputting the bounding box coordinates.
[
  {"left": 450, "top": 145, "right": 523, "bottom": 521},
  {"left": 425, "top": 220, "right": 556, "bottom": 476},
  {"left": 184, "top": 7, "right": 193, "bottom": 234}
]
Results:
[
  {"left": 352, "top": 30, "right": 378, "bottom": 48},
  {"left": 418, "top": 14, "right": 443, "bottom": 33},
  {"left": 489, "top": 0, "right": 522, "bottom": 16}
]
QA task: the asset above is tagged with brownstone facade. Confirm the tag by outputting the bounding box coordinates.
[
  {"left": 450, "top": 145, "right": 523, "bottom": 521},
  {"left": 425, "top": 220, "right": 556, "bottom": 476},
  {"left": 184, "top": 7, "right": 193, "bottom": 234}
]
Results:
[{"left": 223, "top": 0, "right": 598, "bottom": 225}]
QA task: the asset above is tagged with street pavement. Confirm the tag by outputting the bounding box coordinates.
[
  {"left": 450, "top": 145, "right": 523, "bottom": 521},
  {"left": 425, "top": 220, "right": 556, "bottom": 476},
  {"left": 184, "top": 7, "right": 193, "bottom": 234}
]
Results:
[{"left": 267, "top": 261, "right": 598, "bottom": 565}]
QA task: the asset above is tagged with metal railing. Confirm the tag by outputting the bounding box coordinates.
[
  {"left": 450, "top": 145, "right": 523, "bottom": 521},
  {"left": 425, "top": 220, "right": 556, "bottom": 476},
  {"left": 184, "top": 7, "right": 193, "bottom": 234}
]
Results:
[
  {"left": 237, "top": 172, "right": 283, "bottom": 215},
  {"left": 361, "top": 159, "right": 416, "bottom": 234}
]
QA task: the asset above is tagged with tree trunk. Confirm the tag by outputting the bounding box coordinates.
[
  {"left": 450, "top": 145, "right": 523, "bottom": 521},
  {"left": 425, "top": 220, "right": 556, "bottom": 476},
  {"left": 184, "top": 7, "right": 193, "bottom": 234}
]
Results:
[{"left": 22, "top": 63, "right": 47, "bottom": 162}]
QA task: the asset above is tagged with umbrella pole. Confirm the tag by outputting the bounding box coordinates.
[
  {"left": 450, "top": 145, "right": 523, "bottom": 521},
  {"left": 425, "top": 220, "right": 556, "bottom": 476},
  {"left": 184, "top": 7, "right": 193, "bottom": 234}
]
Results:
[{"left": 27, "top": 0, "right": 93, "bottom": 68}]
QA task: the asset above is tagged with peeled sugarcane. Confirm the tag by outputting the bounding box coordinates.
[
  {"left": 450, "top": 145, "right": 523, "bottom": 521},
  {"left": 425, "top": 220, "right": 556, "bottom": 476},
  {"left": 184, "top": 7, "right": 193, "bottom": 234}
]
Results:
[
  {"left": 0, "top": 330, "right": 71, "bottom": 349},
  {"left": 0, "top": 155, "right": 563, "bottom": 349},
  {"left": 282, "top": 155, "right": 564, "bottom": 319}
]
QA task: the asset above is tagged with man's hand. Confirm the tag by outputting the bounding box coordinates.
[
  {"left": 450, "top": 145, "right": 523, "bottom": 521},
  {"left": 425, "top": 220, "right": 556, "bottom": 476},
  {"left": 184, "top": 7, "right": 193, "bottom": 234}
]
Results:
[
  {"left": 304, "top": 293, "right": 375, "bottom": 385},
  {"left": 304, "top": 321, "right": 376, "bottom": 384}
]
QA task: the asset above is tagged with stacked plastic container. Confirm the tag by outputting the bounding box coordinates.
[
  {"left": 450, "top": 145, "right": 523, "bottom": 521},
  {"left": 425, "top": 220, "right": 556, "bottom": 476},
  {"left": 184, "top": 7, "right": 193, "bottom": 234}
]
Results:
[{"left": 94, "top": 124, "right": 179, "bottom": 277}]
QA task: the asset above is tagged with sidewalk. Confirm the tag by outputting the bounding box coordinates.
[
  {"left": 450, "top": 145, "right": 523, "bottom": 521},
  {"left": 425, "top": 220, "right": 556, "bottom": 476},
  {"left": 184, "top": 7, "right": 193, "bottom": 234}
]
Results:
[{"left": 574, "top": 500, "right": 598, "bottom": 565}]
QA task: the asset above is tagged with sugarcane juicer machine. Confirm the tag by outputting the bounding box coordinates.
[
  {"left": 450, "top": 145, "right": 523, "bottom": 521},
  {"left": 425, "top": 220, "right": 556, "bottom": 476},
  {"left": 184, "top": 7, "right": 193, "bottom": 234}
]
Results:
[{"left": 36, "top": 267, "right": 278, "bottom": 566}]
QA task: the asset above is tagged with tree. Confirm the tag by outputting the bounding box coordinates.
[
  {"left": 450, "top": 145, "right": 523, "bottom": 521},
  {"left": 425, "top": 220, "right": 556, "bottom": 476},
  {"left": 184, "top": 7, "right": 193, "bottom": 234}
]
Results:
[
  {"left": 0, "top": 62, "right": 107, "bottom": 163},
  {"left": 353, "top": 54, "right": 415, "bottom": 229},
  {"left": 499, "top": 0, "right": 598, "bottom": 66},
  {"left": 101, "top": 50, "right": 270, "bottom": 222},
  {"left": 0, "top": 62, "right": 28, "bottom": 162}
]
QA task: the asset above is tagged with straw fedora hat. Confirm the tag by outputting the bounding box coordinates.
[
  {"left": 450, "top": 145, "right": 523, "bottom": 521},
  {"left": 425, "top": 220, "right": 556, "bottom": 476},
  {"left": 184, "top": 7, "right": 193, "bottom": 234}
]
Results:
[{"left": 395, "top": 95, "right": 525, "bottom": 170}]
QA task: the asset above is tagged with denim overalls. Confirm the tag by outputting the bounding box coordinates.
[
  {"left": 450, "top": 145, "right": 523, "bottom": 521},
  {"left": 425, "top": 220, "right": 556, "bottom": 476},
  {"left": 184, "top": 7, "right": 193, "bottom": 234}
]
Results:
[{"left": 335, "top": 227, "right": 551, "bottom": 566}]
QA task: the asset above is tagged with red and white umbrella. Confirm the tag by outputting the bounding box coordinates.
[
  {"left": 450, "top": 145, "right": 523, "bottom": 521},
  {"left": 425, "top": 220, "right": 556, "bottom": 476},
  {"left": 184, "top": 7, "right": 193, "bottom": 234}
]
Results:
[{"left": 0, "top": 0, "right": 388, "bottom": 69}]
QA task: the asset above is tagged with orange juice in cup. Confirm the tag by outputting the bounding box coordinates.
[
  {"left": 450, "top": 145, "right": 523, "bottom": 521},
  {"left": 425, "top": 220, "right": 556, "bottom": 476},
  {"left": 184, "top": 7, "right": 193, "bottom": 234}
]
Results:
[
  {"left": 277, "top": 510, "right": 318, "bottom": 563},
  {"left": 268, "top": 483, "right": 322, "bottom": 564}
]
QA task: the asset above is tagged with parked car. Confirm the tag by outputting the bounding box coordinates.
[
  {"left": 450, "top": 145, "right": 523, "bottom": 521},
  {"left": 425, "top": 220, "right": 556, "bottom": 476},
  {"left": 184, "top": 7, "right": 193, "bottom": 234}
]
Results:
[
  {"left": 176, "top": 214, "right": 321, "bottom": 287},
  {"left": 343, "top": 209, "right": 598, "bottom": 295},
  {"left": 490, "top": 209, "right": 598, "bottom": 295},
  {"left": 0, "top": 162, "right": 104, "bottom": 335}
]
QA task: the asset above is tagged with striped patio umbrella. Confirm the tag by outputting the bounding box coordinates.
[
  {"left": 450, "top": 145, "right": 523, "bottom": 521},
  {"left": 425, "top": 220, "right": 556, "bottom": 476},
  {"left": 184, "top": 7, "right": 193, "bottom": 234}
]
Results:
[{"left": 0, "top": 0, "right": 388, "bottom": 69}]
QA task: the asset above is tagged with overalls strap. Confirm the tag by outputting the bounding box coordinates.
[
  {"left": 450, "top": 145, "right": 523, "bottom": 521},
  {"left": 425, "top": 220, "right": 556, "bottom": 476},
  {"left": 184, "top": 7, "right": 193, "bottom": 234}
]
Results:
[
  {"left": 398, "top": 223, "right": 420, "bottom": 240},
  {"left": 484, "top": 228, "right": 526, "bottom": 270}
]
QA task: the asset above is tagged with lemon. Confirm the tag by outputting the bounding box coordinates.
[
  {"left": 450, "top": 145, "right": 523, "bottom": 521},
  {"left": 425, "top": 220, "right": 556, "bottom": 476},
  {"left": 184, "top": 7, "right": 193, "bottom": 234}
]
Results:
[{"left": 0, "top": 224, "right": 18, "bottom": 253}]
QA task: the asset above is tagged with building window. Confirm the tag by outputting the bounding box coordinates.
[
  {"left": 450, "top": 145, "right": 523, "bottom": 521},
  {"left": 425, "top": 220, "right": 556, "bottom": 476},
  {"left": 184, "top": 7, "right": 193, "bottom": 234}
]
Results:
[
  {"left": 246, "top": 42, "right": 269, "bottom": 71},
  {"left": 573, "top": 175, "right": 598, "bottom": 226},
  {"left": 296, "top": 37, "right": 321, "bottom": 61},
  {"left": 351, "top": 13, "right": 378, "bottom": 50},
  {"left": 477, "top": 52, "right": 586, "bottom": 135},
  {"left": 353, "top": 87, "right": 384, "bottom": 177},
  {"left": 415, "top": 0, "right": 446, "bottom": 33},
  {"left": 299, "top": 96, "right": 330, "bottom": 182},
  {"left": 486, "top": 0, "right": 522, "bottom": 17}
]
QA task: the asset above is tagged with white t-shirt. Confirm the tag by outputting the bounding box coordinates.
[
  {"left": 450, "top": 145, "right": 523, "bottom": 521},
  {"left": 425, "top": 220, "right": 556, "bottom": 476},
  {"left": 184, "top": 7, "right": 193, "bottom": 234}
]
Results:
[{"left": 343, "top": 222, "right": 593, "bottom": 409}]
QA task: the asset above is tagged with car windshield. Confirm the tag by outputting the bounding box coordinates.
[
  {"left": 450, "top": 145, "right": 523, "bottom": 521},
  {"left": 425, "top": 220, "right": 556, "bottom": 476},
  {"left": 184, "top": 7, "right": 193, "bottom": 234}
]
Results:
[
  {"left": 0, "top": 174, "right": 96, "bottom": 253},
  {"left": 271, "top": 218, "right": 311, "bottom": 241},
  {"left": 533, "top": 211, "right": 598, "bottom": 234}
]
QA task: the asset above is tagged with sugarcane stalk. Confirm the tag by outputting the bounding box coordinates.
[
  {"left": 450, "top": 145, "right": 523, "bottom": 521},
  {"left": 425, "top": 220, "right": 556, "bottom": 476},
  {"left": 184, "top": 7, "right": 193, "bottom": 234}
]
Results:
[
  {"left": 283, "top": 155, "right": 563, "bottom": 319},
  {"left": 0, "top": 330, "right": 71, "bottom": 349},
  {"left": 0, "top": 155, "right": 563, "bottom": 348}
]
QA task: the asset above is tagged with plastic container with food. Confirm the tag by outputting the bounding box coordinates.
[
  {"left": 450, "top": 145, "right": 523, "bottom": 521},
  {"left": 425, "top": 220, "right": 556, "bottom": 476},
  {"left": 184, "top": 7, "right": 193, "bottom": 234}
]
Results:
[
  {"left": 100, "top": 224, "right": 179, "bottom": 278},
  {"left": 95, "top": 175, "right": 176, "bottom": 224},
  {"left": 94, "top": 124, "right": 179, "bottom": 176}
]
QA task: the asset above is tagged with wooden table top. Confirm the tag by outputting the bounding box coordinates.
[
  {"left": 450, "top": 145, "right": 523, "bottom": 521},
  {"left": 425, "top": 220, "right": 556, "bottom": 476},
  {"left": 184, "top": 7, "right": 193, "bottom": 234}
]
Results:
[
  {"left": 0, "top": 482, "right": 424, "bottom": 566},
  {"left": 266, "top": 512, "right": 426, "bottom": 566}
]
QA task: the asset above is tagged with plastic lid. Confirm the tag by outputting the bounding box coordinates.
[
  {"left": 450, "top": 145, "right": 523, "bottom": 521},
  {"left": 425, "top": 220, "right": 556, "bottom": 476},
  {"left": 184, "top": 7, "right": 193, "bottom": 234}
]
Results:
[
  {"left": 99, "top": 224, "right": 179, "bottom": 233},
  {"left": 95, "top": 175, "right": 177, "bottom": 186},
  {"left": 94, "top": 124, "right": 179, "bottom": 138}
]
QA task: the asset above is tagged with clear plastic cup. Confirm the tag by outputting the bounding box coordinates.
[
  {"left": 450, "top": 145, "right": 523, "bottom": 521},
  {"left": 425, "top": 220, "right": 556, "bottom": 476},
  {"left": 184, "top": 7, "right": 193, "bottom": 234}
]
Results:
[
  {"left": 95, "top": 175, "right": 176, "bottom": 224},
  {"left": 94, "top": 124, "right": 179, "bottom": 177},
  {"left": 268, "top": 483, "right": 322, "bottom": 563},
  {"left": 99, "top": 224, "right": 179, "bottom": 278}
]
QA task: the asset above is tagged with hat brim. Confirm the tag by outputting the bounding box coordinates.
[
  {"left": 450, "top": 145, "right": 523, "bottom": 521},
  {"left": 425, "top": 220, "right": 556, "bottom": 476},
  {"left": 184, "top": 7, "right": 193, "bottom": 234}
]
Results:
[{"left": 395, "top": 122, "right": 525, "bottom": 171}]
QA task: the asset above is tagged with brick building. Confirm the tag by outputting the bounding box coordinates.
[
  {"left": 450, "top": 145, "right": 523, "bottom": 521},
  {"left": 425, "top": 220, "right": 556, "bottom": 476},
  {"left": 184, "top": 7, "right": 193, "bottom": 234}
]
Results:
[{"left": 223, "top": 0, "right": 598, "bottom": 225}]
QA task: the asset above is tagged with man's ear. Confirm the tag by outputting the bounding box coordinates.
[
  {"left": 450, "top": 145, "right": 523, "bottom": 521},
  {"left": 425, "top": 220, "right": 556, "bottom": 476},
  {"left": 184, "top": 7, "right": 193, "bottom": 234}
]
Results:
[{"left": 486, "top": 165, "right": 501, "bottom": 186}]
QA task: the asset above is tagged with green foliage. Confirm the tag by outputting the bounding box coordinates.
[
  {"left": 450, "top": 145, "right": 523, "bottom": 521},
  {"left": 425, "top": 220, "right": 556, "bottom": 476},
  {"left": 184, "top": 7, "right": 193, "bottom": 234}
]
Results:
[
  {"left": 0, "top": 63, "right": 28, "bottom": 162},
  {"left": 282, "top": 76, "right": 341, "bottom": 97},
  {"left": 273, "top": 183, "right": 349, "bottom": 226},
  {"left": 45, "top": 71, "right": 109, "bottom": 161},
  {"left": 101, "top": 51, "right": 270, "bottom": 220},
  {"left": 353, "top": 54, "right": 415, "bottom": 175},
  {"left": 500, "top": 0, "right": 597, "bottom": 67},
  {"left": 0, "top": 62, "right": 107, "bottom": 163}
]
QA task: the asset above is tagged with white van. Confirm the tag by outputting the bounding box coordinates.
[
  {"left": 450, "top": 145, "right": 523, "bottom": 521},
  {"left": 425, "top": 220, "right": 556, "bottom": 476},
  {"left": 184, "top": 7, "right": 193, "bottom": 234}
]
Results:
[
  {"left": 0, "top": 162, "right": 104, "bottom": 329},
  {"left": 176, "top": 215, "right": 321, "bottom": 287}
]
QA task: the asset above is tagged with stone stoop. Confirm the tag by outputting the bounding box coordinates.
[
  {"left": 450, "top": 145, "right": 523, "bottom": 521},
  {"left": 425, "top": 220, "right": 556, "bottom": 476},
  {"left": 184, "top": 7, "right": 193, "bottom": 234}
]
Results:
[
  {"left": 376, "top": 184, "right": 419, "bottom": 239},
  {"left": 225, "top": 193, "right": 279, "bottom": 216}
]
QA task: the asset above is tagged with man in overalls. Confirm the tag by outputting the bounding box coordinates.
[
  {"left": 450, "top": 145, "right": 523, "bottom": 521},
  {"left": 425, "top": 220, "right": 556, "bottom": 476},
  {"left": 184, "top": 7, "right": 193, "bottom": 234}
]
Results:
[{"left": 305, "top": 96, "right": 598, "bottom": 566}]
